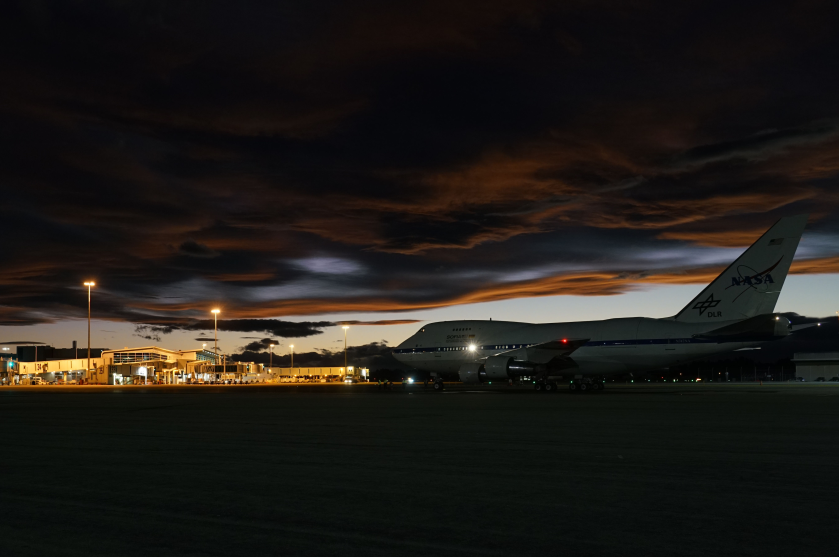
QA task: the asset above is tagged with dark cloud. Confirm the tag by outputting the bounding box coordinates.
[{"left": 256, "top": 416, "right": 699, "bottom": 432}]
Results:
[
  {"left": 133, "top": 325, "right": 175, "bottom": 342},
  {"left": 0, "top": 341, "right": 48, "bottom": 345},
  {"left": 668, "top": 124, "right": 839, "bottom": 170},
  {"left": 238, "top": 338, "right": 279, "bottom": 352},
  {"left": 178, "top": 240, "right": 220, "bottom": 258},
  {"left": 1, "top": 1, "right": 839, "bottom": 326},
  {"left": 339, "top": 320, "right": 422, "bottom": 326},
  {"left": 183, "top": 319, "right": 333, "bottom": 338}
]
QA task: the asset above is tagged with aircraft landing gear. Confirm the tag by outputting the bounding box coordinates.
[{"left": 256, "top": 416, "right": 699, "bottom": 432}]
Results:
[
  {"left": 433, "top": 379, "right": 445, "bottom": 391},
  {"left": 534, "top": 379, "right": 558, "bottom": 392},
  {"left": 544, "top": 382, "right": 557, "bottom": 392},
  {"left": 569, "top": 378, "right": 604, "bottom": 393}
]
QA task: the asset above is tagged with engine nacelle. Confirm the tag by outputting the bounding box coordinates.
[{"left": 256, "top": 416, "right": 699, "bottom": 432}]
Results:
[
  {"left": 460, "top": 358, "right": 551, "bottom": 383},
  {"left": 484, "top": 356, "right": 513, "bottom": 380},
  {"left": 458, "top": 363, "right": 485, "bottom": 384},
  {"left": 485, "top": 356, "right": 543, "bottom": 379}
]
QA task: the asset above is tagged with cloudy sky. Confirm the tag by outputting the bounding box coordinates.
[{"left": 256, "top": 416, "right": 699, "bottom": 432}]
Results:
[{"left": 1, "top": 1, "right": 838, "bottom": 360}]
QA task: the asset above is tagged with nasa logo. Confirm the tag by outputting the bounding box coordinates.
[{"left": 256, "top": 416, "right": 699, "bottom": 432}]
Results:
[
  {"left": 731, "top": 274, "right": 774, "bottom": 286},
  {"left": 728, "top": 257, "right": 781, "bottom": 288},
  {"left": 726, "top": 256, "right": 783, "bottom": 303}
]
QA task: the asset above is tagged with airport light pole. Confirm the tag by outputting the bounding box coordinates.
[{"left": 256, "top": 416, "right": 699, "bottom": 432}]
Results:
[
  {"left": 212, "top": 309, "right": 220, "bottom": 365},
  {"left": 342, "top": 326, "right": 349, "bottom": 375},
  {"left": 269, "top": 344, "right": 274, "bottom": 373},
  {"left": 84, "top": 282, "right": 95, "bottom": 376},
  {"left": 290, "top": 345, "right": 294, "bottom": 375}
]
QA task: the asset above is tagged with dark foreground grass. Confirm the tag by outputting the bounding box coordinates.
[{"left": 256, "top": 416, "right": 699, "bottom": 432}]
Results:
[{"left": 1, "top": 383, "right": 838, "bottom": 557}]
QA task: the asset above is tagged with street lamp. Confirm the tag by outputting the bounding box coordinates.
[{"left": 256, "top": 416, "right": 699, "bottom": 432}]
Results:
[
  {"left": 290, "top": 345, "right": 294, "bottom": 374},
  {"left": 83, "top": 282, "right": 95, "bottom": 375},
  {"left": 342, "top": 326, "right": 349, "bottom": 375},
  {"left": 211, "top": 309, "right": 220, "bottom": 364},
  {"left": 269, "top": 344, "right": 274, "bottom": 372}
]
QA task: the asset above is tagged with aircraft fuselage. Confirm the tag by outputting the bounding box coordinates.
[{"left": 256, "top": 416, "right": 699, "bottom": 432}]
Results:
[{"left": 393, "top": 317, "right": 762, "bottom": 377}]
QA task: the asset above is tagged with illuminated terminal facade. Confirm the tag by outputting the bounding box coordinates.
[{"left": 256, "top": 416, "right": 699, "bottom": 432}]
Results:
[
  {"left": 94, "top": 346, "right": 244, "bottom": 385},
  {"left": 5, "top": 345, "right": 265, "bottom": 385},
  {"left": 2, "top": 344, "right": 370, "bottom": 385}
]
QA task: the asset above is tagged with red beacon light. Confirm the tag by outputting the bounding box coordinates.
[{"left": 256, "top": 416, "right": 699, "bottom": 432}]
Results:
[{"left": 561, "top": 338, "right": 568, "bottom": 343}]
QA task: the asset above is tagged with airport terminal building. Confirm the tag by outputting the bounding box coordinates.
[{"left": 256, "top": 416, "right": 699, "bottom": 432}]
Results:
[{"left": 6, "top": 345, "right": 266, "bottom": 385}]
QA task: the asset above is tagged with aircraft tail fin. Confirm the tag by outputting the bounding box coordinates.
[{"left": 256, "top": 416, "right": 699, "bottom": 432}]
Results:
[{"left": 673, "top": 214, "right": 808, "bottom": 323}]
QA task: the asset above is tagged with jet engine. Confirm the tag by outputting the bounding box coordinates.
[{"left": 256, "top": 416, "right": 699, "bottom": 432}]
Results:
[
  {"left": 484, "top": 355, "right": 544, "bottom": 379},
  {"left": 459, "top": 357, "right": 551, "bottom": 383},
  {"left": 458, "top": 363, "right": 485, "bottom": 384}
]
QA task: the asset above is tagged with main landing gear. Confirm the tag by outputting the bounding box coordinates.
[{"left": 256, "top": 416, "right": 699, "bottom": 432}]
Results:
[
  {"left": 432, "top": 379, "right": 445, "bottom": 391},
  {"left": 534, "top": 380, "right": 558, "bottom": 392},
  {"left": 568, "top": 378, "right": 604, "bottom": 393}
]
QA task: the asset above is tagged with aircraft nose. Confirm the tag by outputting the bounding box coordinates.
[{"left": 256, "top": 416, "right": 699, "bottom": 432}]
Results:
[{"left": 393, "top": 335, "right": 414, "bottom": 362}]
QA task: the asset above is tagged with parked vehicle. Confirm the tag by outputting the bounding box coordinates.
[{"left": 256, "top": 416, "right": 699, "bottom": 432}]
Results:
[
  {"left": 814, "top": 377, "right": 826, "bottom": 382},
  {"left": 30, "top": 377, "right": 44, "bottom": 385},
  {"left": 829, "top": 377, "right": 839, "bottom": 382}
]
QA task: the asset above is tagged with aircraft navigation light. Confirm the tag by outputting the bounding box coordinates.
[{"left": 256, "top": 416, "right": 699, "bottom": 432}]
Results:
[{"left": 562, "top": 338, "right": 567, "bottom": 343}]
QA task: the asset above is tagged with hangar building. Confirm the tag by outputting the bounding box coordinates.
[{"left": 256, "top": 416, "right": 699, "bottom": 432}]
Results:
[{"left": 794, "top": 352, "right": 839, "bottom": 381}]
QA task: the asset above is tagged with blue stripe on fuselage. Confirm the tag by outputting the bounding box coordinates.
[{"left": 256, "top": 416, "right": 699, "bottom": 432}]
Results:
[{"left": 392, "top": 337, "right": 717, "bottom": 354}]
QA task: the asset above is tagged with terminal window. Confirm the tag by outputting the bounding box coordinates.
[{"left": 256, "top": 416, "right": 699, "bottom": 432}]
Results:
[{"left": 113, "top": 352, "right": 170, "bottom": 363}]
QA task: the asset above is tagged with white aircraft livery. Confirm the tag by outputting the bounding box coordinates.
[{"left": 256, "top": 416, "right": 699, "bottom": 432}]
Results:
[{"left": 393, "top": 215, "right": 810, "bottom": 391}]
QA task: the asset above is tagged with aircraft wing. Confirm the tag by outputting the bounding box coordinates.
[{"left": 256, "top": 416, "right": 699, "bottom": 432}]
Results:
[{"left": 491, "top": 338, "right": 589, "bottom": 364}]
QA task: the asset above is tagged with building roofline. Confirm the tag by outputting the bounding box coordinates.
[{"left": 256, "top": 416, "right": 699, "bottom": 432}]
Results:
[{"left": 102, "top": 346, "right": 217, "bottom": 356}]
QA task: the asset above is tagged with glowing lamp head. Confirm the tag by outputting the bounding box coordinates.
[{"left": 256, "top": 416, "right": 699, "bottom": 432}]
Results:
[
  {"left": 342, "top": 325, "right": 349, "bottom": 330},
  {"left": 84, "top": 281, "right": 95, "bottom": 287},
  {"left": 211, "top": 309, "right": 220, "bottom": 314},
  {"left": 468, "top": 344, "right": 476, "bottom": 352},
  {"left": 290, "top": 344, "right": 294, "bottom": 349}
]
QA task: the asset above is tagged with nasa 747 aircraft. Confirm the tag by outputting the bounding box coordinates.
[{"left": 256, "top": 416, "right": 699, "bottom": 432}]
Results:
[{"left": 394, "top": 215, "right": 810, "bottom": 392}]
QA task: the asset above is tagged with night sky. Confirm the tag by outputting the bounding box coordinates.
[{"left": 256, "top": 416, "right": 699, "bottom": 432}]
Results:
[{"left": 2, "top": 1, "right": 838, "bottom": 363}]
